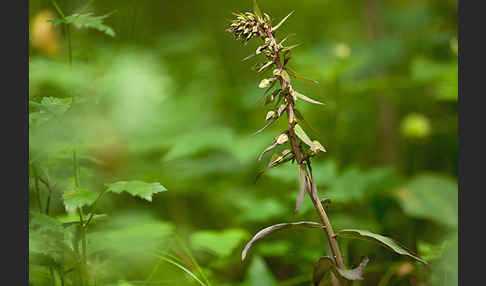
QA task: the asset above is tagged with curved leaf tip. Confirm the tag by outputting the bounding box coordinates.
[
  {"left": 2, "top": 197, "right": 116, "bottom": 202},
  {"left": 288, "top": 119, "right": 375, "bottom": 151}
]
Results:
[{"left": 242, "top": 221, "right": 321, "bottom": 261}]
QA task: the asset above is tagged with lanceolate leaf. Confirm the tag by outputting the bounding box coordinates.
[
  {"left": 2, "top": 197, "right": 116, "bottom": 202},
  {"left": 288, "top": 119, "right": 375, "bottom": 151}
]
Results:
[
  {"left": 258, "top": 61, "right": 274, "bottom": 72},
  {"left": 271, "top": 11, "right": 294, "bottom": 32},
  {"left": 242, "top": 221, "right": 321, "bottom": 261},
  {"left": 295, "top": 164, "right": 307, "bottom": 213},
  {"left": 294, "top": 124, "right": 317, "bottom": 152},
  {"left": 255, "top": 152, "right": 294, "bottom": 182},
  {"left": 336, "top": 229, "right": 427, "bottom": 264},
  {"left": 253, "top": 118, "right": 276, "bottom": 136},
  {"left": 258, "top": 142, "right": 277, "bottom": 161},
  {"left": 294, "top": 91, "right": 324, "bottom": 105},
  {"left": 62, "top": 188, "right": 99, "bottom": 211},
  {"left": 106, "top": 180, "right": 167, "bottom": 202},
  {"left": 281, "top": 44, "right": 301, "bottom": 53}
]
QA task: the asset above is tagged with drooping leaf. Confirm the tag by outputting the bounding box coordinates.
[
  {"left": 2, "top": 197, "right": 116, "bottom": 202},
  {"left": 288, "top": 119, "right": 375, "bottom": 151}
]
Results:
[
  {"left": 190, "top": 228, "right": 248, "bottom": 257},
  {"left": 258, "top": 61, "right": 274, "bottom": 72},
  {"left": 295, "top": 164, "right": 307, "bottom": 213},
  {"left": 258, "top": 142, "right": 277, "bottom": 161},
  {"left": 242, "top": 221, "right": 321, "bottom": 261},
  {"left": 294, "top": 124, "right": 316, "bottom": 152},
  {"left": 253, "top": 118, "right": 276, "bottom": 136},
  {"left": 62, "top": 188, "right": 99, "bottom": 211},
  {"left": 50, "top": 12, "right": 116, "bottom": 37},
  {"left": 105, "top": 180, "right": 167, "bottom": 202},
  {"left": 313, "top": 256, "right": 369, "bottom": 285},
  {"left": 271, "top": 11, "right": 294, "bottom": 32},
  {"left": 255, "top": 150, "right": 294, "bottom": 182},
  {"left": 336, "top": 229, "right": 427, "bottom": 264}
]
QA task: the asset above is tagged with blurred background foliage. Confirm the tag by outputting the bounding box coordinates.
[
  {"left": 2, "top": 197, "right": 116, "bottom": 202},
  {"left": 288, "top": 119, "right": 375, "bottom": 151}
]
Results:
[{"left": 29, "top": 0, "right": 457, "bottom": 285}]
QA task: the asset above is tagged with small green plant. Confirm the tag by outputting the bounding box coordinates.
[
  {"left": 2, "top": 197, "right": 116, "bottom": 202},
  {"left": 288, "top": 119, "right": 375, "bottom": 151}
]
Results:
[
  {"left": 226, "top": 1, "right": 427, "bottom": 285},
  {"left": 29, "top": 2, "right": 169, "bottom": 285}
]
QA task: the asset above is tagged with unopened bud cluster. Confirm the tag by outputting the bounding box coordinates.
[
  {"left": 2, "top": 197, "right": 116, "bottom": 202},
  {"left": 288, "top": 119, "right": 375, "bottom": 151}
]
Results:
[{"left": 226, "top": 12, "right": 271, "bottom": 43}]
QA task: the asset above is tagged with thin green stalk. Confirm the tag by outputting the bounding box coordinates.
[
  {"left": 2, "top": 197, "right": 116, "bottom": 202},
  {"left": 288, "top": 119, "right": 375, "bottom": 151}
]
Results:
[
  {"left": 153, "top": 255, "right": 207, "bottom": 286},
  {"left": 49, "top": 266, "right": 56, "bottom": 286},
  {"left": 31, "top": 164, "right": 43, "bottom": 212},
  {"left": 73, "top": 148, "right": 89, "bottom": 286},
  {"left": 50, "top": 0, "right": 72, "bottom": 66},
  {"left": 66, "top": 24, "right": 73, "bottom": 66},
  {"left": 174, "top": 235, "right": 212, "bottom": 286},
  {"left": 85, "top": 189, "right": 108, "bottom": 227}
]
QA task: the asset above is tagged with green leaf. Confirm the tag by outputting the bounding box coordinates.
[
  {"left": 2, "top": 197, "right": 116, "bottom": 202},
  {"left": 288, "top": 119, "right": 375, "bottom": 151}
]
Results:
[
  {"left": 50, "top": 12, "right": 116, "bottom": 37},
  {"left": 190, "top": 229, "right": 248, "bottom": 257},
  {"left": 294, "top": 124, "right": 316, "bottom": 152},
  {"left": 106, "top": 180, "right": 167, "bottom": 202},
  {"left": 258, "top": 61, "right": 274, "bottom": 72},
  {"left": 29, "top": 212, "right": 76, "bottom": 267},
  {"left": 29, "top": 97, "right": 72, "bottom": 116},
  {"left": 271, "top": 11, "right": 294, "bottom": 32},
  {"left": 292, "top": 90, "right": 324, "bottom": 105},
  {"left": 395, "top": 174, "right": 457, "bottom": 227},
  {"left": 242, "top": 221, "right": 320, "bottom": 261},
  {"left": 62, "top": 188, "right": 99, "bottom": 211},
  {"left": 281, "top": 43, "right": 301, "bottom": 53},
  {"left": 336, "top": 229, "right": 427, "bottom": 264}
]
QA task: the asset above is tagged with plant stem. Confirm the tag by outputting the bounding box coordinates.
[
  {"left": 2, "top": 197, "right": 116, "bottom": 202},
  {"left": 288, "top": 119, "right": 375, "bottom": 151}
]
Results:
[
  {"left": 73, "top": 148, "right": 89, "bottom": 286},
  {"left": 85, "top": 189, "right": 108, "bottom": 227},
  {"left": 264, "top": 24, "right": 348, "bottom": 285},
  {"left": 31, "top": 164, "right": 43, "bottom": 212}
]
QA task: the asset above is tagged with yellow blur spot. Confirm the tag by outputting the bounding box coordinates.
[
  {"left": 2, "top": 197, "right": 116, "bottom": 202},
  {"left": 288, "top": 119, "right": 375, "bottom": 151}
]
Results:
[
  {"left": 30, "top": 10, "right": 61, "bottom": 56},
  {"left": 334, "top": 43, "right": 351, "bottom": 59}
]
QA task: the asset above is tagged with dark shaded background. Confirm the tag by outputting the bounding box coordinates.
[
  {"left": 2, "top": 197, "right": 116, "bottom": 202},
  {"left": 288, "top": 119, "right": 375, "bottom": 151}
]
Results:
[{"left": 29, "top": 0, "right": 457, "bottom": 285}]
